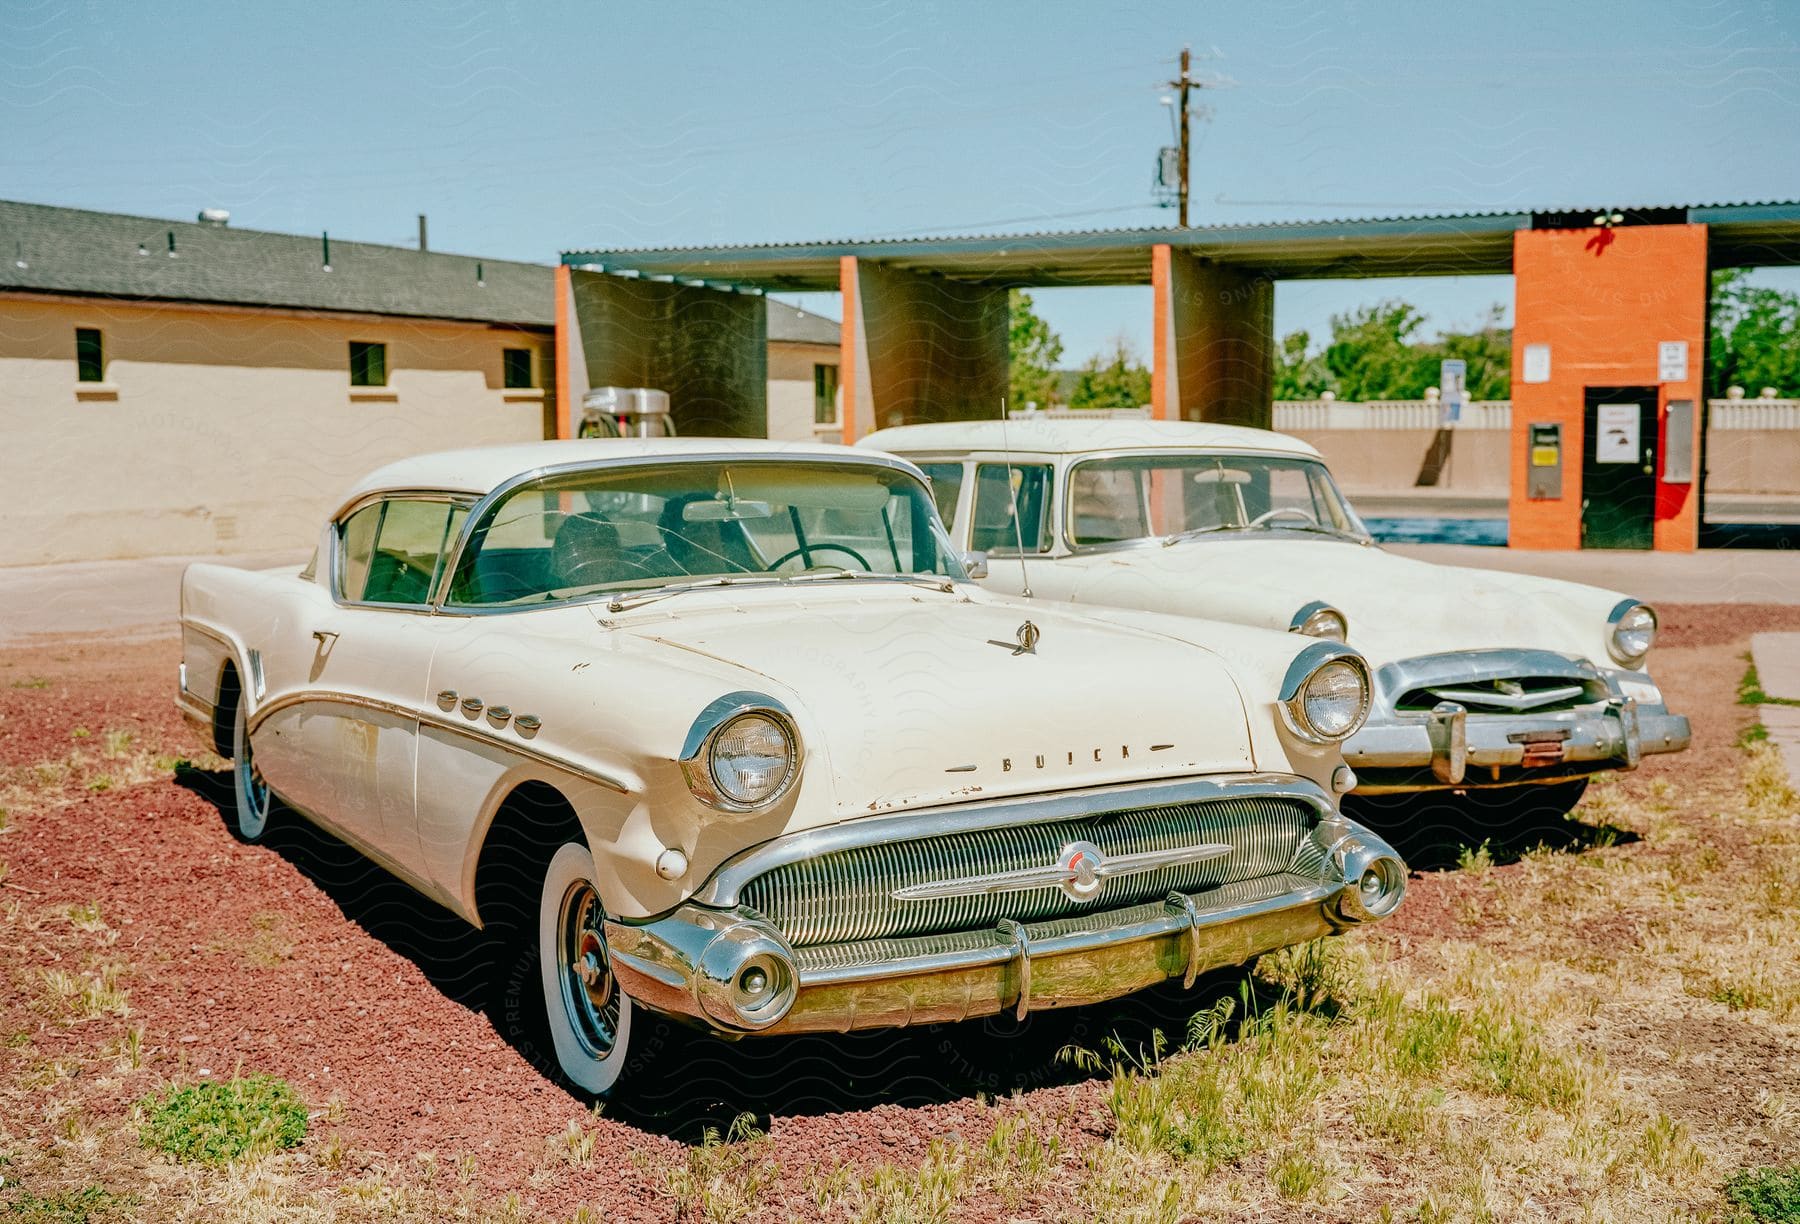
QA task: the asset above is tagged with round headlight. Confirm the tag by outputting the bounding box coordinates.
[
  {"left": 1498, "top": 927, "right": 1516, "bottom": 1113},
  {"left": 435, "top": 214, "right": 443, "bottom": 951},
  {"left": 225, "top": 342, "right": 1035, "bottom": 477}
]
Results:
[
  {"left": 1285, "top": 657, "right": 1371, "bottom": 743},
  {"left": 1297, "top": 606, "right": 1348, "bottom": 642},
  {"left": 1609, "top": 603, "right": 1657, "bottom": 666},
  {"left": 708, "top": 712, "right": 796, "bottom": 807}
]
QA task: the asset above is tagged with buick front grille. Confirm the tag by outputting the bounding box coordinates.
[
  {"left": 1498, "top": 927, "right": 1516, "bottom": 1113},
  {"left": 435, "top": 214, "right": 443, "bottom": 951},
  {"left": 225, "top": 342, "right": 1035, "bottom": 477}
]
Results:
[{"left": 738, "top": 796, "right": 1317, "bottom": 946}]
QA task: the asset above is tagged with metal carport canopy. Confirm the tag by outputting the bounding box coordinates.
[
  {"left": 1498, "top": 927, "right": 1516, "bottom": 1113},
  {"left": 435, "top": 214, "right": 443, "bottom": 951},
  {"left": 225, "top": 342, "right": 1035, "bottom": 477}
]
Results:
[
  {"left": 562, "top": 211, "right": 1528, "bottom": 291},
  {"left": 562, "top": 201, "right": 1800, "bottom": 292}
]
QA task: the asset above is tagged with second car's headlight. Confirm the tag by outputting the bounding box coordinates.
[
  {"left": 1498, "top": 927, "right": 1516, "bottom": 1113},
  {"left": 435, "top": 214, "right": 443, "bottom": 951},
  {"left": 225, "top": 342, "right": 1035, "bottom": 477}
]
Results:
[
  {"left": 710, "top": 713, "right": 795, "bottom": 806},
  {"left": 1608, "top": 602, "right": 1657, "bottom": 666},
  {"left": 1282, "top": 656, "right": 1372, "bottom": 743},
  {"left": 1293, "top": 604, "right": 1348, "bottom": 642}
]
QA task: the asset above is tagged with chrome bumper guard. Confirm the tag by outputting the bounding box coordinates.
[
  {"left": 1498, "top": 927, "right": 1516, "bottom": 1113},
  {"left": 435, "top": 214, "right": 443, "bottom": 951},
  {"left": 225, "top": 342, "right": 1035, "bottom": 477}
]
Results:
[
  {"left": 604, "top": 817, "right": 1405, "bottom": 1038},
  {"left": 1343, "top": 698, "right": 1690, "bottom": 791}
]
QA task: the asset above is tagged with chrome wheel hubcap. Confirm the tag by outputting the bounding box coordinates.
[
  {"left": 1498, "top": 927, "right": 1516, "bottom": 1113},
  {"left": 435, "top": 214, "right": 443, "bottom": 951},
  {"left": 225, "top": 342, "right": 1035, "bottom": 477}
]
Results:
[{"left": 557, "top": 880, "right": 619, "bottom": 1059}]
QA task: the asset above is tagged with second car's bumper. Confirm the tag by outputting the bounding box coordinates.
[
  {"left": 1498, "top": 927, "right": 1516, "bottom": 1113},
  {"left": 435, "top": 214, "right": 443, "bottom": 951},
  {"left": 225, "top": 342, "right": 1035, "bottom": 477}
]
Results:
[
  {"left": 1343, "top": 699, "right": 1690, "bottom": 793},
  {"left": 603, "top": 818, "right": 1405, "bottom": 1038}
]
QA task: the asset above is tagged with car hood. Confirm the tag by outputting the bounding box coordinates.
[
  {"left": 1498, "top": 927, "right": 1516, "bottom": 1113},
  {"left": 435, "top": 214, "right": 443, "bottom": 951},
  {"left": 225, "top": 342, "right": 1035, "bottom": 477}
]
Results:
[
  {"left": 1047, "top": 537, "right": 1630, "bottom": 668},
  {"left": 601, "top": 586, "right": 1259, "bottom": 819}
]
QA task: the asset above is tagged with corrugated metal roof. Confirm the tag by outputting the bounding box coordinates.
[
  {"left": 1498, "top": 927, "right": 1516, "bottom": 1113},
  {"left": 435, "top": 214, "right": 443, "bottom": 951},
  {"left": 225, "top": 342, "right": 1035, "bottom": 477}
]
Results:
[
  {"left": 0, "top": 199, "right": 555, "bottom": 325},
  {"left": 564, "top": 200, "right": 1800, "bottom": 290}
]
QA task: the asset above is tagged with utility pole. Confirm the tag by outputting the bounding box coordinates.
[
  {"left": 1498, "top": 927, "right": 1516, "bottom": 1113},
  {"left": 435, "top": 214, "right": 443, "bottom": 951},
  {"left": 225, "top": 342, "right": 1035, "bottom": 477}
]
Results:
[{"left": 1172, "top": 46, "right": 1193, "bottom": 227}]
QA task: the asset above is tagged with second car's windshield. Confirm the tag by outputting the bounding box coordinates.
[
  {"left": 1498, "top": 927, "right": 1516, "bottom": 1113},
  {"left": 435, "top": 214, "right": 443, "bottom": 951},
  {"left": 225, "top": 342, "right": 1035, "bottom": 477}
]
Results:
[
  {"left": 447, "top": 460, "right": 961, "bottom": 607},
  {"left": 1066, "top": 453, "right": 1368, "bottom": 549}
]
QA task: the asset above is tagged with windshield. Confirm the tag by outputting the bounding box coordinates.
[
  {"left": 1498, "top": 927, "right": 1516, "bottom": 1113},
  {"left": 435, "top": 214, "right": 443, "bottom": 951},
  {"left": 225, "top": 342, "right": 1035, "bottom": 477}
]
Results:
[
  {"left": 447, "top": 460, "right": 963, "bottom": 607},
  {"left": 1066, "top": 453, "right": 1368, "bottom": 548}
]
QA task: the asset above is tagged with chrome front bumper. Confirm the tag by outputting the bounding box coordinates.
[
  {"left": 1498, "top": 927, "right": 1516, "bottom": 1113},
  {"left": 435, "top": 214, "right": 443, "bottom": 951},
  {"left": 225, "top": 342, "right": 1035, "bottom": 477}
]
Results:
[
  {"left": 603, "top": 816, "right": 1405, "bottom": 1038},
  {"left": 1344, "top": 671, "right": 1690, "bottom": 793}
]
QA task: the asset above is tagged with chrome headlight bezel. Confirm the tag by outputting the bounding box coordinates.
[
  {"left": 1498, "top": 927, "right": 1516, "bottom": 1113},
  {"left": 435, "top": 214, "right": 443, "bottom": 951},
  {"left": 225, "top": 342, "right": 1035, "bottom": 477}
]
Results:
[
  {"left": 680, "top": 692, "right": 801, "bottom": 812},
  {"left": 1278, "top": 645, "right": 1373, "bottom": 745},
  {"left": 1606, "top": 599, "right": 1657, "bottom": 667},
  {"left": 1289, "top": 600, "right": 1348, "bottom": 643}
]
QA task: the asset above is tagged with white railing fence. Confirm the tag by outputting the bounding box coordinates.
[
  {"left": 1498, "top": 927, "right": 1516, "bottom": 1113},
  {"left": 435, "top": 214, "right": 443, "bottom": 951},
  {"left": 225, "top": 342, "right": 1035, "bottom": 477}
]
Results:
[
  {"left": 1709, "top": 398, "right": 1800, "bottom": 430},
  {"left": 1002, "top": 399, "right": 1800, "bottom": 431},
  {"left": 1274, "top": 400, "right": 1512, "bottom": 431}
]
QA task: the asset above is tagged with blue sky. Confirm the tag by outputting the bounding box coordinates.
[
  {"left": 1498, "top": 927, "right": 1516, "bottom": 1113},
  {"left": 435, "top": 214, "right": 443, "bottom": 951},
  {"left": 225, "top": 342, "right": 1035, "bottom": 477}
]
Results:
[{"left": 4, "top": 0, "right": 1798, "bottom": 362}]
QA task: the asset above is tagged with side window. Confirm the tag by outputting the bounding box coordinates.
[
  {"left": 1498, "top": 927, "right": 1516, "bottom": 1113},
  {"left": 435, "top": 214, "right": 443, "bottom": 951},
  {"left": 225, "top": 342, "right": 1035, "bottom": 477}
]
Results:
[
  {"left": 914, "top": 463, "right": 965, "bottom": 530},
  {"left": 970, "top": 463, "right": 1053, "bottom": 554},
  {"left": 338, "top": 499, "right": 468, "bottom": 605}
]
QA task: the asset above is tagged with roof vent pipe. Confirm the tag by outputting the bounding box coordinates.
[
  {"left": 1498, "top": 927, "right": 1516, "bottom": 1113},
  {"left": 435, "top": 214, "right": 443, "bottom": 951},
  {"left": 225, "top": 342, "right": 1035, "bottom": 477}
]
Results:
[{"left": 418, "top": 214, "right": 428, "bottom": 251}]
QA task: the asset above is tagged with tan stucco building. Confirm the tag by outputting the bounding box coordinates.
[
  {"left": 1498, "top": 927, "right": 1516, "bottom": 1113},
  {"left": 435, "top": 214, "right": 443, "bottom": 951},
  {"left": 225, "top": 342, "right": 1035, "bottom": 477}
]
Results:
[{"left": 0, "top": 201, "right": 840, "bottom": 566}]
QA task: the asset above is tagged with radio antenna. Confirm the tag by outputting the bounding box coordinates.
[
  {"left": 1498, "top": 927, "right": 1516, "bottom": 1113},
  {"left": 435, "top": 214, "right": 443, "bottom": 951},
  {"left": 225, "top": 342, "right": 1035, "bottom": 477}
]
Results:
[{"left": 998, "top": 397, "right": 1033, "bottom": 598}]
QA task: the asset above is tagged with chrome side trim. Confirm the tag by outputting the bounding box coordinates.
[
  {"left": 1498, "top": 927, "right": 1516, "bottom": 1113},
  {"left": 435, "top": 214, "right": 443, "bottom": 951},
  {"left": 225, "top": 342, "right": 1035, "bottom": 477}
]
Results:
[
  {"left": 690, "top": 774, "right": 1333, "bottom": 909},
  {"left": 245, "top": 689, "right": 630, "bottom": 794}
]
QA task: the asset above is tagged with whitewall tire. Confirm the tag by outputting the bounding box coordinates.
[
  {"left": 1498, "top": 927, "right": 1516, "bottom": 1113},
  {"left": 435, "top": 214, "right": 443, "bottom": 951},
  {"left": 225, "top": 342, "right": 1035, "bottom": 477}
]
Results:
[
  {"left": 537, "top": 841, "right": 636, "bottom": 1096},
  {"left": 230, "top": 697, "right": 274, "bottom": 842}
]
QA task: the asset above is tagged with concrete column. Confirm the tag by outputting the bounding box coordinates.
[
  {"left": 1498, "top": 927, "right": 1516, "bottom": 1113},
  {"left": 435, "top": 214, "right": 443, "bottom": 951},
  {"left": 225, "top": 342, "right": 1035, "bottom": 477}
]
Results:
[
  {"left": 566, "top": 268, "right": 767, "bottom": 437},
  {"left": 838, "top": 258, "right": 1008, "bottom": 439},
  {"left": 1151, "top": 244, "right": 1275, "bottom": 428}
]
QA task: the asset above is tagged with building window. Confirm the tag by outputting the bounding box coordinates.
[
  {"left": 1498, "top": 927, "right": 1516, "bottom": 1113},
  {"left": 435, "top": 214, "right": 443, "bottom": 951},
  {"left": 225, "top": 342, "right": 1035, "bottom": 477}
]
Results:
[
  {"left": 75, "top": 328, "right": 104, "bottom": 382},
  {"left": 349, "top": 341, "right": 387, "bottom": 387},
  {"left": 814, "top": 363, "right": 839, "bottom": 425},
  {"left": 502, "top": 347, "right": 533, "bottom": 389}
]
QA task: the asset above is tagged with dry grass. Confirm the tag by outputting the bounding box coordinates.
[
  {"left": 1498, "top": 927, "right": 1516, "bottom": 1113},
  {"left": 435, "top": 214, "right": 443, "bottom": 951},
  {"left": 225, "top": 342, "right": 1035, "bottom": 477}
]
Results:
[{"left": 0, "top": 666, "right": 1795, "bottom": 1220}]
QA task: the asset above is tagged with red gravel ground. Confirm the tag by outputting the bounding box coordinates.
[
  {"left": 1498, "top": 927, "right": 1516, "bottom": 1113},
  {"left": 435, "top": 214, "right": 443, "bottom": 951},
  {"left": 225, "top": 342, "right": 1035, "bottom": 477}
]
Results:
[{"left": 1, "top": 602, "right": 1797, "bottom": 1219}]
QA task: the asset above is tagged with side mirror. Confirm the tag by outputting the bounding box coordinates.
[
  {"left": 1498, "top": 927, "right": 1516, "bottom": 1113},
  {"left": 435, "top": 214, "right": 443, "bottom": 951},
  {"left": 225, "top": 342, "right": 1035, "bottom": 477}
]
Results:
[{"left": 961, "top": 550, "right": 989, "bottom": 580}]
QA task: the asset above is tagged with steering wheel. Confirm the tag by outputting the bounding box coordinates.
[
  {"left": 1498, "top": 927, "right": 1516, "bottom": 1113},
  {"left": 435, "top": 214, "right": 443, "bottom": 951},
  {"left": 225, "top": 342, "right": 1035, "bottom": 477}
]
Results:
[
  {"left": 766, "top": 543, "right": 874, "bottom": 572},
  {"left": 1249, "top": 506, "right": 1321, "bottom": 529}
]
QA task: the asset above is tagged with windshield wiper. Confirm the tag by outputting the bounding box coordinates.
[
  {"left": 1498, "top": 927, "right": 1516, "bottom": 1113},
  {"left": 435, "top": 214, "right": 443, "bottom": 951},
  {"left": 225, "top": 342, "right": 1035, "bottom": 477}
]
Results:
[
  {"left": 602, "top": 574, "right": 769, "bottom": 613},
  {"left": 1161, "top": 524, "right": 1243, "bottom": 546},
  {"left": 778, "top": 568, "right": 957, "bottom": 593}
]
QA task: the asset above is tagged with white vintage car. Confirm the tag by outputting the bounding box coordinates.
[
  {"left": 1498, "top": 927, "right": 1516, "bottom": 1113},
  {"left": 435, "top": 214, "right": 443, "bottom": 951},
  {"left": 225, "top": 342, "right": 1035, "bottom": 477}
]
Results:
[
  {"left": 861, "top": 419, "right": 1690, "bottom": 822},
  {"left": 176, "top": 438, "right": 1406, "bottom": 1095}
]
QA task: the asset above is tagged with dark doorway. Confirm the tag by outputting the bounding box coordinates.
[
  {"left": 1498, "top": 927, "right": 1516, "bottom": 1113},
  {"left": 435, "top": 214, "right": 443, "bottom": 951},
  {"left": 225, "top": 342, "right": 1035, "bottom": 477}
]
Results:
[{"left": 1581, "top": 386, "right": 1658, "bottom": 549}]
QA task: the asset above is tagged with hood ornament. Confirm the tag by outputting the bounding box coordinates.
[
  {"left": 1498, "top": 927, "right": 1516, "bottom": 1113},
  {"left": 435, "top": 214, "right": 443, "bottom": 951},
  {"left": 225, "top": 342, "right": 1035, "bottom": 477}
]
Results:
[{"left": 988, "top": 619, "right": 1039, "bottom": 656}]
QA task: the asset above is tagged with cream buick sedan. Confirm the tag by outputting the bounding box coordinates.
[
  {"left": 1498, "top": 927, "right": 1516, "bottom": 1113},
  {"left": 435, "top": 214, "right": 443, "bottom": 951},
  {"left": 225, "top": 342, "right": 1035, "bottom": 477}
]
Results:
[
  {"left": 176, "top": 438, "right": 1406, "bottom": 1096},
  {"left": 861, "top": 419, "right": 1690, "bottom": 825}
]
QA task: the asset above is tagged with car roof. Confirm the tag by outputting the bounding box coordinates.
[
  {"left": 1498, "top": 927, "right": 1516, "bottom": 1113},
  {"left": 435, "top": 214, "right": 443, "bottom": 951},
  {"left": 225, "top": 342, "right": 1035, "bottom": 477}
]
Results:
[
  {"left": 859, "top": 417, "right": 1322, "bottom": 459},
  {"left": 334, "top": 437, "right": 883, "bottom": 515}
]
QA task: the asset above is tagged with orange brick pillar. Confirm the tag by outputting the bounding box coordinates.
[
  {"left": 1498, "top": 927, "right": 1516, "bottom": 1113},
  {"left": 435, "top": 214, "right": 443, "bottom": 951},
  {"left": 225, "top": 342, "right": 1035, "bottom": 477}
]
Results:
[{"left": 1509, "top": 224, "right": 1708, "bottom": 551}]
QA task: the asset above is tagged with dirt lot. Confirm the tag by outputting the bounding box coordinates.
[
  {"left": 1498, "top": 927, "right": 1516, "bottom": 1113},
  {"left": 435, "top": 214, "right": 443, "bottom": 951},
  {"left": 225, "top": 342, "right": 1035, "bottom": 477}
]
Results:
[{"left": 1, "top": 606, "right": 1798, "bottom": 1221}]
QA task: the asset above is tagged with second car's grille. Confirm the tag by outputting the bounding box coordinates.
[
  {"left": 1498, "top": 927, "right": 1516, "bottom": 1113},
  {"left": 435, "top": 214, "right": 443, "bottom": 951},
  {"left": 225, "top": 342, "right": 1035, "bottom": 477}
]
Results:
[
  {"left": 739, "top": 796, "right": 1316, "bottom": 946},
  {"left": 1396, "top": 675, "right": 1606, "bottom": 715}
]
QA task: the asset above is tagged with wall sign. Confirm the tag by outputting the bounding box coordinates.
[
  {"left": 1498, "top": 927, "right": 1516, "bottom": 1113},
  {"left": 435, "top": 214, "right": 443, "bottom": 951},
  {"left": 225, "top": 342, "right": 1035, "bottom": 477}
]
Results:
[
  {"left": 1595, "top": 403, "right": 1640, "bottom": 464},
  {"left": 1522, "top": 343, "right": 1551, "bottom": 384},
  {"left": 1657, "top": 341, "right": 1688, "bottom": 383}
]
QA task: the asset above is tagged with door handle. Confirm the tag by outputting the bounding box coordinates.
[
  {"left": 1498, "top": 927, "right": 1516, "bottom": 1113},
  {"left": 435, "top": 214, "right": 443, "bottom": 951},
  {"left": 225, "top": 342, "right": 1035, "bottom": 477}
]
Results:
[{"left": 312, "top": 630, "right": 339, "bottom": 648}]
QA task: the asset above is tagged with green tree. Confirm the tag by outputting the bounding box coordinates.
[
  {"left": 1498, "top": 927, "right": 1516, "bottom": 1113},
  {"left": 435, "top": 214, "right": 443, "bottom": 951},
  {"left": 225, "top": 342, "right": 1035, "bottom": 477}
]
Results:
[
  {"left": 1711, "top": 269, "right": 1800, "bottom": 396},
  {"left": 1273, "top": 328, "right": 1333, "bottom": 399},
  {"left": 1437, "top": 303, "right": 1512, "bottom": 400},
  {"left": 1008, "top": 289, "right": 1065, "bottom": 410},
  {"left": 1295, "top": 299, "right": 1511, "bottom": 401},
  {"left": 1068, "top": 337, "right": 1152, "bottom": 411},
  {"left": 1323, "top": 300, "right": 1437, "bottom": 400}
]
